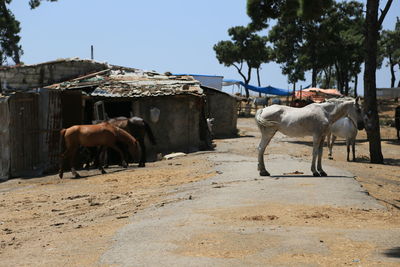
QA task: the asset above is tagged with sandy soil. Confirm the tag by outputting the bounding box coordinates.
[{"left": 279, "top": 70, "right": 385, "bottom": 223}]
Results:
[
  {"left": 0, "top": 157, "right": 215, "bottom": 266},
  {"left": 0, "top": 101, "right": 399, "bottom": 266}
]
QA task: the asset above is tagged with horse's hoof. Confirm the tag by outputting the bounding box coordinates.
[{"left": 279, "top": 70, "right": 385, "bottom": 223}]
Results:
[
  {"left": 74, "top": 174, "right": 81, "bottom": 178},
  {"left": 319, "top": 171, "right": 327, "bottom": 177},
  {"left": 313, "top": 172, "right": 321, "bottom": 177},
  {"left": 259, "top": 170, "right": 270, "bottom": 176},
  {"left": 328, "top": 156, "right": 333, "bottom": 160},
  {"left": 101, "top": 170, "right": 107, "bottom": 174},
  {"left": 138, "top": 163, "right": 145, "bottom": 168}
]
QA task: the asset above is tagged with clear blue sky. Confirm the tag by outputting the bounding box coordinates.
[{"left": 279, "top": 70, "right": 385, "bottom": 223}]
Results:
[{"left": 9, "top": 0, "right": 400, "bottom": 95}]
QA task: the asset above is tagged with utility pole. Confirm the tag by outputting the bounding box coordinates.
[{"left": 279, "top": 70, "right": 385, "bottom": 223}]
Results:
[{"left": 91, "top": 45, "right": 94, "bottom": 60}]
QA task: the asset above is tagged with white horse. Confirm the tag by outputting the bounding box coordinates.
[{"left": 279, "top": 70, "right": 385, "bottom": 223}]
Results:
[
  {"left": 326, "top": 115, "right": 364, "bottom": 162},
  {"left": 255, "top": 97, "right": 363, "bottom": 177}
]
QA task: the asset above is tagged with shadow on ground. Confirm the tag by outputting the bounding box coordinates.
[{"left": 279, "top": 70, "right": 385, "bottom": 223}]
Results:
[{"left": 383, "top": 247, "right": 400, "bottom": 258}]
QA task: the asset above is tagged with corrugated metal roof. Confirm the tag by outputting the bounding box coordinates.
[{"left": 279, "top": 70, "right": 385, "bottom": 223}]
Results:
[{"left": 46, "top": 69, "right": 204, "bottom": 98}]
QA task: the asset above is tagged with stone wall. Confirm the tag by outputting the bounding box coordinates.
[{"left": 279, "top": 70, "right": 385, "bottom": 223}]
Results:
[
  {"left": 130, "top": 95, "right": 204, "bottom": 160},
  {"left": 0, "top": 58, "right": 109, "bottom": 91},
  {"left": 204, "top": 88, "right": 238, "bottom": 138}
]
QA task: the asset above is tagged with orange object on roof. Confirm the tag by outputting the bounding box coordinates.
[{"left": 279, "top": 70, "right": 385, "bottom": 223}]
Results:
[{"left": 295, "top": 88, "right": 342, "bottom": 102}]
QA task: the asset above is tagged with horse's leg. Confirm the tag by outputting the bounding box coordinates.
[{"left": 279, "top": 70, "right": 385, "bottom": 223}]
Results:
[
  {"left": 312, "top": 135, "right": 325, "bottom": 177},
  {"left": 346, "top": 138, "right": 350, "bottom": 162},
  {"left": 103, "top": 148, "right": 109, "bottom": 168},
  {"left": 351, "top": 138, "right": 356, "bottom": 162},
  {"left": 138, "top": 137, "right": 146, "bottom": 167},
  {"left": 69, "top": 147, "right": 81, "bottom": 178},
  {"left": 59, "top": 147, "right": 74, "bottom": 178},
  {"left": 330, "top": 135, "right": 337, "bottom": 160},
  {"left": 98, "top": 147, "right": 107, "bottom": 174},
  {"left": 327, "top": 134, "right": 333, "bottom": 159},
  {"left": 257, "top": 128, "right": 276, "bottom": 176},
  {"left": 316, "top": 136, "right": 327, "bottom": 177},
  {"left": 110, "top": 144, "right": 128, "bottom": 168},
  {"left": 59, "top": 151, "right": 66, "bottom": 179}
]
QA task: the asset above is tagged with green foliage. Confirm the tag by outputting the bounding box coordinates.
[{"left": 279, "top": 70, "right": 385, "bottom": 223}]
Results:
[
  {"left": 268, "top": 16, "right": 305, "bottom": 83},
  {"left": 214, "top": 25, "right": 271, "bottom": 97},
  {"left": 378, "top": 18, "right": 400, "bottom": 87},
  {"left": 0, "top": 0, "right": 58, "bottom": 65},
  {"left": 0, "top": 0, "right": 23, "bottom": 65},
  {"left": 267, "top": 0, "right": 364, "bottom": 92},
  {"left": 29, "top": 0, "right": 58, "bottom": 9},
  {"left": 247, "top": 0, "right": 332, "bottom": 30}
]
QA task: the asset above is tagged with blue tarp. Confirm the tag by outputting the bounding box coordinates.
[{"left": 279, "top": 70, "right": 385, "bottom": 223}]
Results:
[{"left": 222, "top": 79, "right": 291, "bottom": 96}]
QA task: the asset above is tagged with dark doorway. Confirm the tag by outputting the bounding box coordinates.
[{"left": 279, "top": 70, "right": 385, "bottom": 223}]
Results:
[
  {"left": 60, "top": 91, "right": 83, "bottom": 128},
  {"left": 104, "top": 101, "right": 132, "bottom": 118}
]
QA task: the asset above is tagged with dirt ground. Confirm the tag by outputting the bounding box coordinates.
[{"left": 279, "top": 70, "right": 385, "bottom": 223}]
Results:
[{"left": 0, "top": 101, "right": 399, "bottom": 266}]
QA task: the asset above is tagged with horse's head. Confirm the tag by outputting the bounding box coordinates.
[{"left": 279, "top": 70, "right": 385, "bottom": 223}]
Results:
[{"left": 347, "top": 97, "right": 364, "bottom": 130}]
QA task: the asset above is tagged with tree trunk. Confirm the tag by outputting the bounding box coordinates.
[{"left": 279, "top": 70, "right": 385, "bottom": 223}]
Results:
[
  {"left": 257, "top": 67, "right": 261, "bottom": 97},
  {"left": 389, "top": 55, "right": 395, "bottom": 88},
  {"left": 363, "top": 0, "right": 384, "bottom": 164},
  {"left": 398, "top": 64, "right": 400, "bottom": 87},
  {"left": 354, "top": 74, "right": 358, "bottom": 97},
  {"left": 243, "top": 64, "right": 252, "bottom": 98},
  {"left": 344, "top": 76, "right": 349, "bottom": 96},
  {"left": 291, "top": 82, "right": 296, "bottom": 105},
  {"left": 312, "top": 67, "right": 317, "bottom": 87},
  {"left": 324, "top": 66, "right": 332, "bottom": 89},
  {"left": 335, "top": 64, "right": 344, "bottom": 94}
]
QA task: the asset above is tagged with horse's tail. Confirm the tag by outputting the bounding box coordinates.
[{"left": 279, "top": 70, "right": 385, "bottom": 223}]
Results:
[
  {"left": 255, "top": 108, "right": 279, "bottom": 128},
  {"left": 59, "top": 128, "right": 67, "bottom": 157},
  {"left": 143, "top": 120, "right": 157, "bottom": 145}
]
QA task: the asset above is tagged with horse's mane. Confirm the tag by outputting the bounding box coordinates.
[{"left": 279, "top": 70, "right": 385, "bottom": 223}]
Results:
[{"left": 115, "top": 127, "right": 136, "bottom": 144}]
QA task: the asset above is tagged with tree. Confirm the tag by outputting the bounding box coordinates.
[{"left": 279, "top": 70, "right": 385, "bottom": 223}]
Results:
[
  {"left": 363, "top": 0, "right": 393, "bottom": 164},
  {"left": 214, "top": 26, "right": 271, "bottom": 98},
  {"left": 247, "top": 0, "right": 392, "bottom": 163},
  {"left": 28, "top": 0, "right": 58, "bottom": 9},
  {"left": 247, "top": 0, "right": 332, "bottom": 29},
  {"left": 0, "top": 0, "right": 58, "bottom": 66},
  {"left": 269, "top": 16, "right": 305, "bottom": 88},
  {"left": 267, "top": 1, "right": 364, "bottom": 95},
  {"left": 323, "top": 1, "right": 364, "bottom": 95},
  {"left": 379, "top": 18, "right": 400, "bottom": 88},
  {"left": 0, "top": 0, "right": 22, "bottom": 65}
]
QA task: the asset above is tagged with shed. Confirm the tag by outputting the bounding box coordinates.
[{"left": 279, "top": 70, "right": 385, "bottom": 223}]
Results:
[
  {"left": 45, "top": 68, "right": 213, "bottom": 164},
  {"left": 0, "top": 90, "right": 64, "bottom": 179},
  {"left": 0, "top": 64, "right": 213, "bottom": 179},
  {"left": 0, "top": 59, "right": 239, "bottom": 179}
]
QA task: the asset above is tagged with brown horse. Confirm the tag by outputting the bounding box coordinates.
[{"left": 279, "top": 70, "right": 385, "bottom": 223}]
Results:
[
  {"left": 59, "top": 122, "right": 141, "bottom": 178},
  {"left": 108, "top": 116, "right": 156, "bottom": 167}
]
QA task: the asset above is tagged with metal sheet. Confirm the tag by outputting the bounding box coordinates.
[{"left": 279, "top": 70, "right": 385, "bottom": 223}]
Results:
[
  {"left": 45, "top": 90, "right": 62, "bottom": 172},
  {"left": 9, "top": 93, "right": 41, "bottom": 177},
  {"left": 0, "top": 97, "right": 10, "bottom": 179}
]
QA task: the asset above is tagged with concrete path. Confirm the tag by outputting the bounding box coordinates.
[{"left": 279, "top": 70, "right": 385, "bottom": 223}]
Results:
[{"left": 101, "top": 151, "right": 399, "bottom": 266}]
